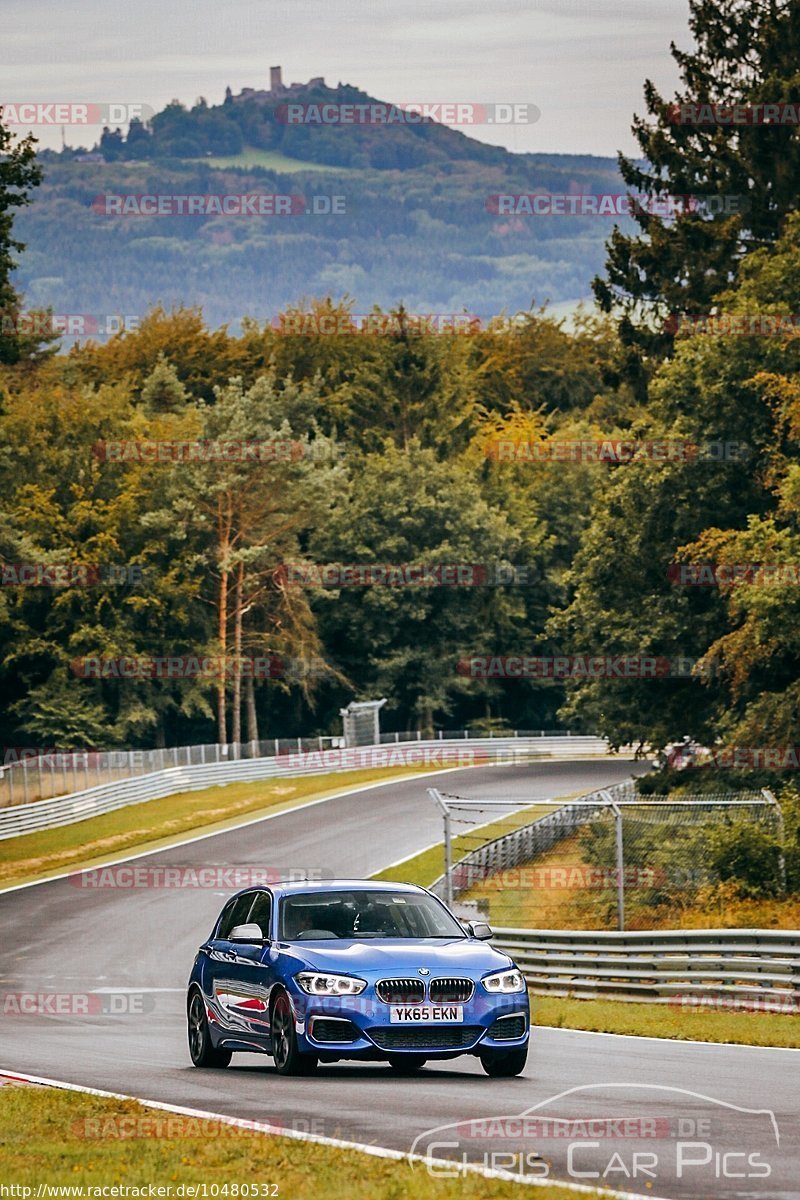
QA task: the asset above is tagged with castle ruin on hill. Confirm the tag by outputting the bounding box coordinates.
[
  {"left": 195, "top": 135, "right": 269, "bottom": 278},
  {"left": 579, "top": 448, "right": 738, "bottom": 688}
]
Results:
[{"left": 236, "top": 67, "right": 326, "bottom": 105}]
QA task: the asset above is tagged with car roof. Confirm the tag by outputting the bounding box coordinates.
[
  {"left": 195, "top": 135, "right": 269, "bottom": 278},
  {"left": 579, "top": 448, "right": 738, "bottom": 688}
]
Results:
[{"left": 228, "top": 878, "right": 428, "bottom": 901}]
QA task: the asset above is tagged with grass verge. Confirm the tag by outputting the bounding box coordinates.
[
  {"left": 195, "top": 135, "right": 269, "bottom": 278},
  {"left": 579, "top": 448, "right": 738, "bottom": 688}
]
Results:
[
  {"left": 0, "top": 1085, "right": 599, "bottom": 1199},
  {"left": 372, "top": 793, "right": 584, "bottom": 887},
  {"left": 459, "top": 830, "right": 800, "bottom": 929},
  {"left": 0, "top": 764, "right": 454, "bottom": 892},
  {"left": 370, "top": 799, "right": 800, "bottom": 1050},
  {"left": 533, "top": 994, "right": 800, "bottom": 1048},
  {"left": 192, "top": 147, "right": 355, "bottom": 173}
]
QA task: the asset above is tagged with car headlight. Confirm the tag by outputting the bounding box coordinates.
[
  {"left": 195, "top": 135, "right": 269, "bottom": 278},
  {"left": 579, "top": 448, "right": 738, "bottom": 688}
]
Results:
[
  {"left": 295, "top": 972, "right": 367, "bottom": 996},
  {"left": 482, "top": 968, "right": 525, "bottom": 994}
]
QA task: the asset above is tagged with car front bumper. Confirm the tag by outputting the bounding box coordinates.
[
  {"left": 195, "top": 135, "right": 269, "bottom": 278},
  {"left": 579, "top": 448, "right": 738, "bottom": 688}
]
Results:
[{"left": 288, "top": 983, "right": 530, "bottom": 1058}]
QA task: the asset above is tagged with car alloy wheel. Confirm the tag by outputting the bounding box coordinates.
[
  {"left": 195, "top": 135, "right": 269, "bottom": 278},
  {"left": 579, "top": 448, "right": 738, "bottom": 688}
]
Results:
[
  {"left": 271, "top": 991, "right": 317, "bottom": 1076},
  {"left": 188, "top": 991, "right": 231, "bottom": 1068}
]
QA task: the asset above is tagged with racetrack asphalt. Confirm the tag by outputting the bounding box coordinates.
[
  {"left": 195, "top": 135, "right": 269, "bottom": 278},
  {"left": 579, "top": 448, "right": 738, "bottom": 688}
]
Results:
[{"left": 0, "top": 759, "right": 796, "bottom": 1200}]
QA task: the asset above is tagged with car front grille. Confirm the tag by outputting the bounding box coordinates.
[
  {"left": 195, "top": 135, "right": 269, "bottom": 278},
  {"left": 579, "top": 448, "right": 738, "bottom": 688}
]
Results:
[
  {"left": 309, "top": 1017, "right": 360, "bottom": 1044},
  {"left": 375, "top": 978, "right": 426, "bottom": 1004},
  {"left": 488, "top": 1014, "right": 527, "bottom": 1040},
  {"left": 369, "top": 1026, "right": 482, "bottom": 1051},
  {"left": 428, "top": 977, "right": 474, "bottom": 1003}
]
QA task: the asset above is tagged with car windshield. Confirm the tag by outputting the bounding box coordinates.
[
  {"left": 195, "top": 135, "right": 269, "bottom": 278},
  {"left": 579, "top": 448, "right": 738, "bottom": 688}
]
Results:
[{"left": 279, "top": 889, "right": 465, "bottom": 941}]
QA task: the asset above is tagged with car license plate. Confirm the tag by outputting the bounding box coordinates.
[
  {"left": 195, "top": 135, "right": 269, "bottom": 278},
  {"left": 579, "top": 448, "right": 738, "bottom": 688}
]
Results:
[{"left": 389, "top": 1005, "right": 463, "bottom": 1023}]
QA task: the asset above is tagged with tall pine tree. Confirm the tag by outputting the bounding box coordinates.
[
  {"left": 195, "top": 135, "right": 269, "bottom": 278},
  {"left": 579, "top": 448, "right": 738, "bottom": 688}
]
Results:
[
  {"left": 0, "top": 109, "right": 42, "bottom": 365},
  {"left": 594, "top": 0, "right": 800, "bottom": 368}
]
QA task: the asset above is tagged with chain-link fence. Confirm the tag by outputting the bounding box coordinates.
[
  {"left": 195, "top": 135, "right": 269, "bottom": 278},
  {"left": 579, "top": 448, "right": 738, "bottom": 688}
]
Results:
[
  {"left": 428, "top": 784, "right": 784, "bottom": 931},
  {"left": 0, "top": 728, "right": 589, "bottom": 808},
  {"left": 0, "top": 738, "right": 347, "bottom": 808}
]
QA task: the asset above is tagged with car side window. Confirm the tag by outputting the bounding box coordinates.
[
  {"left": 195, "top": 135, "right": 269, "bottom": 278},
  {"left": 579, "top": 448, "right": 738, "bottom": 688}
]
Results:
[
  {"left": 247, "top": 892, "right": 272, "bottom": 939},
  {"left": 216, "top": 893, "right": 256, "bottom": 939}
]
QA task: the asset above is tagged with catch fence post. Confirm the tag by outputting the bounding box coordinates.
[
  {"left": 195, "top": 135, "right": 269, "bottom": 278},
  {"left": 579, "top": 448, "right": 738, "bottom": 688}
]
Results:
[
  {"left": 763, "top": 789, "right": 786, "bottom": 895},
  {"left": 601, "top": 789, "right": 625, "bottom": 931},
  {"left": 428, "top": 788, "right": 453, "bottom": 908}
]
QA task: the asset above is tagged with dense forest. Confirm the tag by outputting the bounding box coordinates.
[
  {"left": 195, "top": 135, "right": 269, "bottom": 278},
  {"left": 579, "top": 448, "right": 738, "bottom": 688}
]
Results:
[
  {"left": 1, "top": 0, "right": 799, "bottom": 780},
  {"left": 1, "top": 245, "right": 799, "bottom": 762},
  {"left": 14, "top": 151, "right": 628, "bottom": 327}
]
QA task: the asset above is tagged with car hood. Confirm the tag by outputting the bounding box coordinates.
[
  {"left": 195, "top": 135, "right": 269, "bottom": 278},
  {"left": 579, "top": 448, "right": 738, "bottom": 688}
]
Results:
[{"left": 280, "top": 937, "right": 513, "bottom": 975}]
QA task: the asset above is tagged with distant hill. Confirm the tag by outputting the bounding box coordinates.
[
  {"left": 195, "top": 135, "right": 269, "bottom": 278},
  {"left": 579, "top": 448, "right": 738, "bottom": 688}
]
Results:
[
  {"left": 19, "top": 76, "right": 633, "bottom": 331},
  {"left": 63, "top": 72, "right": 529, "bottom": 171}
]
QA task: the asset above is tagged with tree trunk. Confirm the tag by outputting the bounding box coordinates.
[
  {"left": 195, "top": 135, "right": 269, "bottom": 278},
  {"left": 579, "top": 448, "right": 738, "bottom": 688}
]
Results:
[
  {"left": 245, "top": 671, "right": 259, "bottom": 751},
  {"left": 217, "top": 565, "right": 228, "bottom": 746},
  {"left": 216, "top": 496, "right": 231, "bottom": 747},
  {"left": 231, "top": 561, "right": 244, "bottom": 751}
]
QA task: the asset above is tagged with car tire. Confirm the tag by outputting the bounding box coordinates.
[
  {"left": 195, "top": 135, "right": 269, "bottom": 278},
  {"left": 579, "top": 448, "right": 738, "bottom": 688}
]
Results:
[
  {"left": 188, "top": 990, "right": 232, "bottom": 1068},
  {"left": 387, "top": 1055, "right": 427, "bottom": 1074},
  {"left": 271, "top": 991, "right": 318, "bottom": 1076},
  {"left": 479, "top": 1042, "right": 528, "bottom": 1077}
]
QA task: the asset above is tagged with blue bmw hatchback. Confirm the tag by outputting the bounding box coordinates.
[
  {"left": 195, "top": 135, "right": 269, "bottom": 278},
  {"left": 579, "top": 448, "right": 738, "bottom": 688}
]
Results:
[{"left": 187, "top": 879, "right": 530, "bottom": 1076}]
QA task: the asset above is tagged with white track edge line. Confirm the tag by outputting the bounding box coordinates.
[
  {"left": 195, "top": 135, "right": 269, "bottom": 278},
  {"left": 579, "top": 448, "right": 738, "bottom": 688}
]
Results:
[
  {"left": 0, "top": 763, "right": 492, "bottom": 897},
  {"left": 535, "top": 1024, "right": 800, "bottom": 1052},
  {"left": 0, "top": 1068, "right": 676, "bottom": 1200},
  {"left": 0, "top": 757, "right": 624, "bottom": 898}
]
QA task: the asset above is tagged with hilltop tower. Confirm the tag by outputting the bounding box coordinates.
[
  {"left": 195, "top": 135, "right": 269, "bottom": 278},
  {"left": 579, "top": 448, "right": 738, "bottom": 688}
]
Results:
[{"left": 270, "top": 66, "right": 283, "bottom": 94}]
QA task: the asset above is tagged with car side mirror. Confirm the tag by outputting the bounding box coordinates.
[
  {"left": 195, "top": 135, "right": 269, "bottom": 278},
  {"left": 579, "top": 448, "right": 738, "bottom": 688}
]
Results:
[
  {"left": 467, "top": 921, "right": 493, "bottom": 940},
  {"left": 229, "top": 923, "right": 268, "bottom": 943}
]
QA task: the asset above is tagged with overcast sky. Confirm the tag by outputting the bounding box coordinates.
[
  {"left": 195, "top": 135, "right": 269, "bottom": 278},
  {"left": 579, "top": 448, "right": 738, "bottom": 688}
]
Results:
[{"left": 3, "top": 0, "right": 692, "bottom": 157}]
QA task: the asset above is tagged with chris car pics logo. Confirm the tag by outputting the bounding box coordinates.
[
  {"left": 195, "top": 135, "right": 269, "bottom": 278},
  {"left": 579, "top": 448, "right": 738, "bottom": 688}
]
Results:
[{"left": 410, "top": 1084, "right": 778, "bottom": 1186}]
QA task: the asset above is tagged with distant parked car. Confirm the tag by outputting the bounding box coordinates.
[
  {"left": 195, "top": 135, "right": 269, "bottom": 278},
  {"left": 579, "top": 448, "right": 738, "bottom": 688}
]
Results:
[{"left": 187, "top": 879, "right": 529, "bottom": 1077}]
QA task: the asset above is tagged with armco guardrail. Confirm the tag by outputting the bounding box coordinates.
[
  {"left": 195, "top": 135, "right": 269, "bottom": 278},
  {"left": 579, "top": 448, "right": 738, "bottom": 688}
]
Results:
[
  {"left": 492, "top": 927, "right": 800, "bottom": 1006},
  {"left": 0, "top": 735, "right": 615, "bottom": 840},
  {"left": 0, "top": 728, "right": 600, "bottom": 807}
]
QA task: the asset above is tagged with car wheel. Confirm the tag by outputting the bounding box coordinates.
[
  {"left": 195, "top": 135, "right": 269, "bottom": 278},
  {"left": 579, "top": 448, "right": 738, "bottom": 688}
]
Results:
[
  {"left": 188, "top": 991, "right": 231, "bottom": 1068},
  {"left": 271, "top": 991, "right": 318, "bottom": 1076},
  {"left": 479, "top": 1043, "right": 528, "bottom": 1077},
  {"left": 387, "top": 1055, "right": 427, "bottom": 1074}
]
